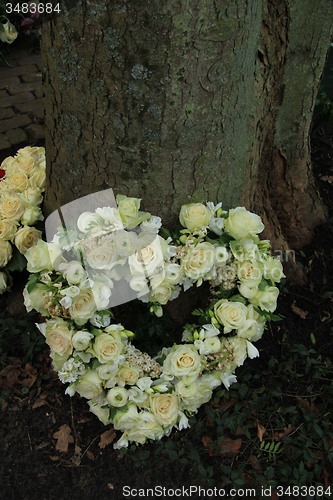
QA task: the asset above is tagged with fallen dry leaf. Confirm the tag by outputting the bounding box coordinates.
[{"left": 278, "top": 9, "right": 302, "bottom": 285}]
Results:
[
  {"left": 53, "top": 424, "right": 74, "bottom": 452},
  {"left": 20, "top": 364, "right": 37, "bottom": 388},
  {"left": 272, "top": 425, "right": 295, "bottom": 441},
  {"left": 290, "top": 304, "right": 308, "bottom": 319},
  {"left": 99, "top": 429, "right": 116, "bottom": 449},
  {"left": 86, "top": 450, "right": 95, "bottom": 461},
  {"left": 5, "top": 368, "right": 20, "bottom": 386},
  {"left": 32, "top": 395, "right": 49, "bottom": 409},
  {"left": 257, "top": 423, "right": 266, "bottom": 442},
  {"left": 249, "top": 454, "right": 262, "bottom": 472},
  {"left": 202, "top": 436, "right": 216, "bottom": 456},
  {"left": 219, "top": 436, "right": 242, "bottom": 457}
]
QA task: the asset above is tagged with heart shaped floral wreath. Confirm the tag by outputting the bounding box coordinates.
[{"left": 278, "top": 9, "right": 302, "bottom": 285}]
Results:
[{"left": 23, "top": 193, "right": 284, "bottom": 449}]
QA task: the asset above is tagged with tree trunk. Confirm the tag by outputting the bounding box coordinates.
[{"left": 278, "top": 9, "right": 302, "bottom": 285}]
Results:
[{"left": 41, "top": 0, "right": 332, "bottom": 253}]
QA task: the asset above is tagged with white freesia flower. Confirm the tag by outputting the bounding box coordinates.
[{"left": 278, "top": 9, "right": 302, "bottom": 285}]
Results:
[
  {"left": 209, "top": 217, "right": 224, "bottom": 235},
  {"left": 141, "top": 216, "right": 162, "bottom": 233}
]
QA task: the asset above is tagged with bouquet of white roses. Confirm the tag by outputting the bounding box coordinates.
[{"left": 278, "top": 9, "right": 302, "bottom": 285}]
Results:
[
  {"left": 23, "top": 191, "right": 284, "bottom": 448},
  {"left": 0, "top": 146, "right": 46, "bottom": 293}
]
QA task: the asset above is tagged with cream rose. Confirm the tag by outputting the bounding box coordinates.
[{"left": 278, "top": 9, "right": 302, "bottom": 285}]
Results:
[
  {"left": 92, "top": 333, "right": 124, "bottom": 364},
  {"left": 7, "top": 172, "right": 29, "bottom": 191},
  {"left": 15, "top": 154, "right": 39, "bottom": 177},
  {"left": 0, "top": 21, "right": 18, "bottom": 44},
  {"left": 214, "top": 299, "right": 248, "bottom": 333},
  {"left": 126, "top": 412, "right": 164, "bottom": 443},
  {"left": 0, "top": 240, "right": 12, "bottom": 267},
  {"left": 224, "top": 207, "right": 264, "bottom": 240},
  {"left": 43, "top": 318, "right": 74, "bottom": 357},
  {"left": 69, "top": 289, "right": 97, "bottom": 325},
  {"left": 179, "top": 203, "right": 213, "bottom": 231},
  {"left": 20, "top": 187, "right": 43, "bottom": 207},
  {"left": 75, "top": 370, "right": 103, "bottom": 399},
  {"left": 0, "top": 271, "right": 8, "bottom": 294},
  {"left": 163, "top": 345, "right": 203, "bottom": 378},
  {"left": 0, "top": 194, "right": 25, "bottom": 221},
  {"left": 0, "top": 219, "right": 18, "bottom": 240},
  {"left": 15, "top": 226, "right": 41, "bottom": 254},
  {"left": 181, "top": 242, "right": 215, "bottom": 280},
  {"left": 29, "top": 169, "right": 46, "bottom": 190},
  {"left": 150, "top": 393, "right": 179, "bottom": 427},
  {"left": 118, "top": 364, "right": 140, "bottom": 385}
]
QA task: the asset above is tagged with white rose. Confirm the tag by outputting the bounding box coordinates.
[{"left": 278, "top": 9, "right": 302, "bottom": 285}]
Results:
[
  {"left": 14, "top": 226, "right": 41, "bottom": 254},
  {"left": 0, "top": 21, "right": 18, "bottom": 44},
  {"left": 128, "top": 234, "right": 164, "bottom": 278},
  {"left": 0, "top": 240, "right": 12, "bottom": 267},
  {"left": 92, "top": 333, "right": 124, "bottom": 364},
  {"left": 58, "top": 261, "right": 86, "bottom": 285},
  {"left": 117, "top": 195, "right": 151, "bottom": 228},
  {"left": 23, "top": 283, "right": 49, "bottom": 315},
  {"left": 25, "top": 240, "right": 61, "bottom": 273},
  {"left": 250, "top": 286, "right": 279, "bottom": 312},
  {"left": 150, "top": 282, "right": 173, "bottom": 305},
  {"left": 7, "top": 172, "right": 29, "bottom": 191},
  {"left": 224, "top": 207, "right": 264, "bottom": 240},
  {"left": 43, "top": 318, "right": 74, "bottom": 357},
  {"left": 21, "top": 207, "right": 43, "bottom": 226},
  {"left": 126, "top": 412, "right": 164, "bottom": 443},
  {"left": 85, "top": 244, "right": 118, "bottom": 270},
  {"left": 175, "top": 379, "right": 199, "bottom": 400},
  {"left": 72, "top": 331, "right": 94, "bottom": 350},
  {"left": 163, "top": 345, "right": 203, "bottom": 378},
  {"left": 150, "top": 393, "right": 179, "bottom": 426},
  {"left": 202, "top": 336, "right": 221, "bottom": 354},
  {"left": 112, "top": 403, "right": 139, "bottom": 430},
  {"left": 214, "top": 299, "right": 248, "bottom": 333},
  {"left": 75, "top": 370, "right": 103, "bottom": 399},
  {"left": 236, "top": 319, "right": 260, "bottom": 340},
  {"left": 77, "top": 212, "right": 101, "bottom": 232},
  {"left": 179, "top": 203, "right": 213, "bottom": 231},
  {"left": 181, "top": 242, "right": 215, "bottom": 280},
  {"left": 237, "top": 260, "right": 262, "bottom": 287},
  {"left": 0, "top": 219, "right": 18, "bottom": 241},
  {"left": 106, "top": 387, "right": 129, "bottom": 407},
  {"left": 182, "top": 384, "right": 212, "bottom": 413},
  {"left": 96, "top": 363, "right": 118, "bottom": 380},
  {"left": 69, "top": 289, "right": 97, "bottom": 325},
  {"left": 238, "top": 282, "right": 259, "bottom": 299}
]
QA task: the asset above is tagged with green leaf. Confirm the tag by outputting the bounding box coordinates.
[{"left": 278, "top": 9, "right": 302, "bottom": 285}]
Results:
[{"left": 6, "top": 248, "right": 27, "bottom": 272}]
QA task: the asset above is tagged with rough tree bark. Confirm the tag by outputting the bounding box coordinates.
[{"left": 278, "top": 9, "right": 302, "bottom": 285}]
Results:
[{"left": 41, "top": 0, "right": 332, "bottom": 254}]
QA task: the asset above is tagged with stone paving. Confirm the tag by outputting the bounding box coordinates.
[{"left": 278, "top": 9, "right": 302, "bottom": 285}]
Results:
[{"left": 0, "top": 47, "right": 44, "bottom": 153}]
